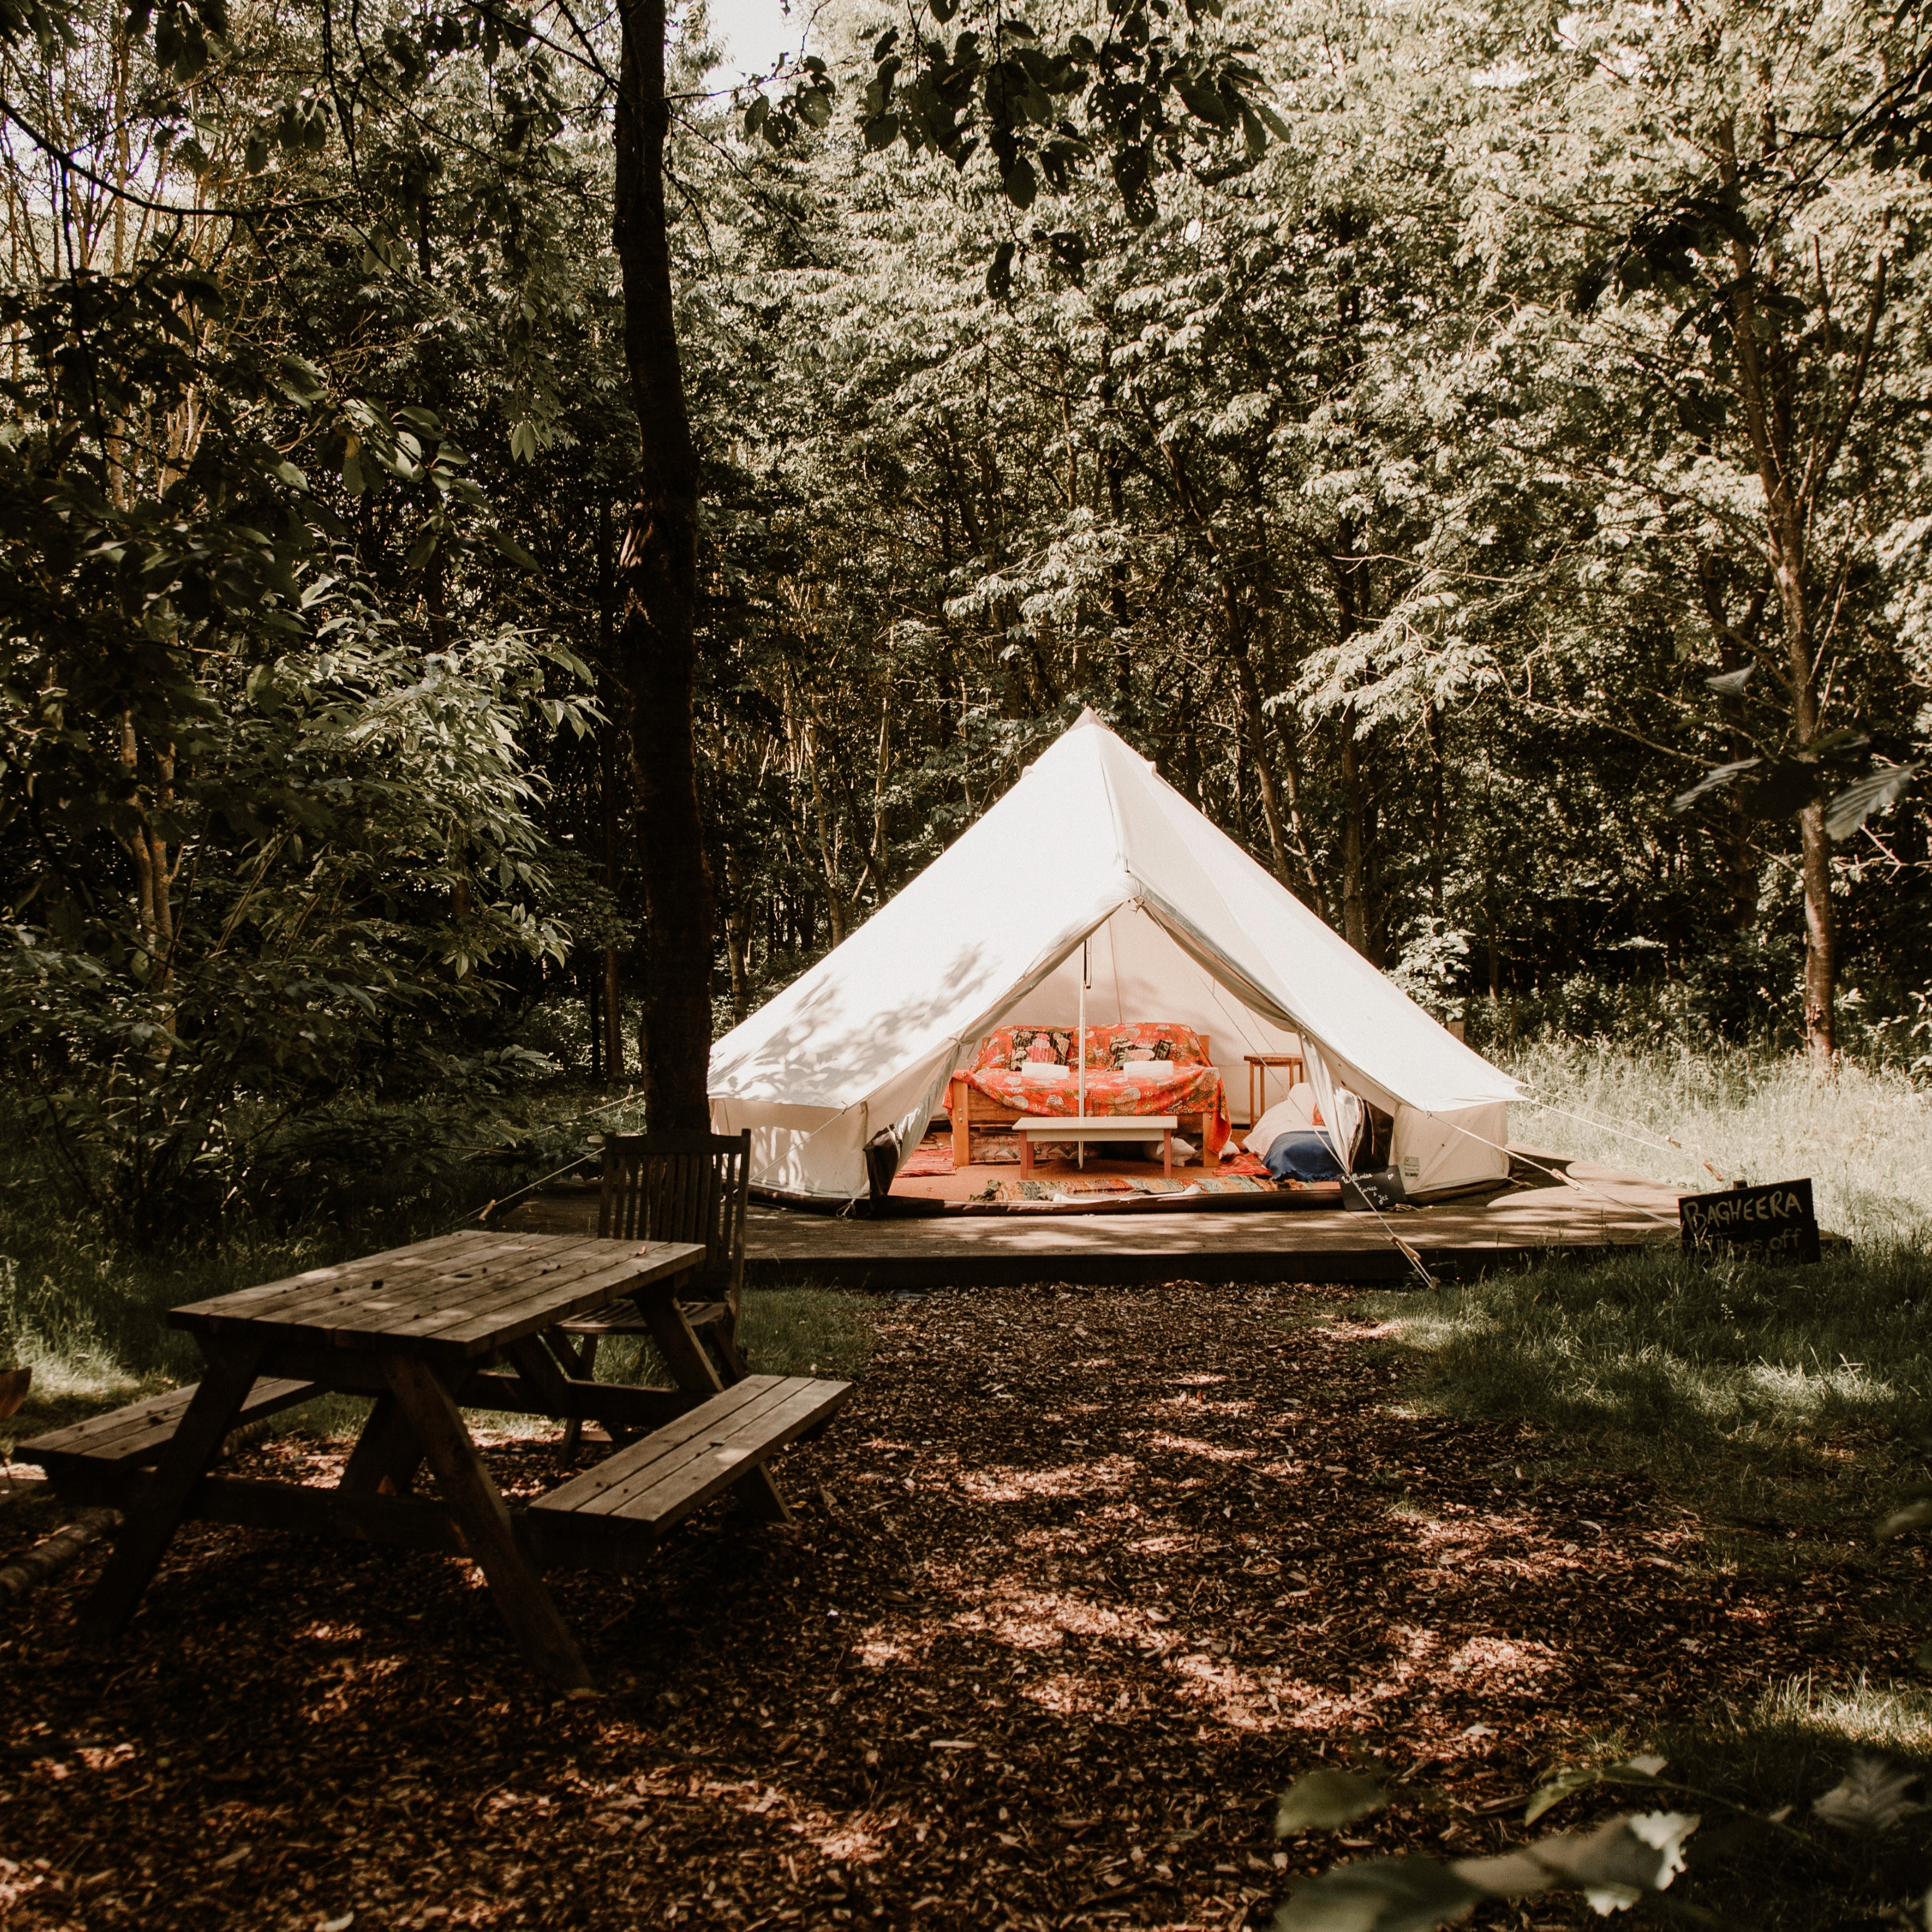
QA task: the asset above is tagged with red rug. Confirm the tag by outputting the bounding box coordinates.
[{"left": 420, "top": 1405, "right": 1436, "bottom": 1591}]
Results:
[
  {"left": 898, "top": 1135, "right": 959, "bottom": 1176},
  {"left": 899, "top": 1131, "right": 1025, "bottom": 1173},
  {"left": 900, "top": 1132, "right": 1270, "bottom": 1178}
]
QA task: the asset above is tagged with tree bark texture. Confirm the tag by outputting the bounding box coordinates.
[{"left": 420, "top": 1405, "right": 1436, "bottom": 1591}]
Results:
[
  {"left": 1331, "top": 522, "right": 1377, "bottom": 962},
  {"left": 613, "top": 0, "right": 714, "bottom": 1129},
  {"left": 1714, "top": 114, "right": 1885, "bottom": 1075},
  {"left": 596, "top": 497, "right": 627, "bottom": 1083}
]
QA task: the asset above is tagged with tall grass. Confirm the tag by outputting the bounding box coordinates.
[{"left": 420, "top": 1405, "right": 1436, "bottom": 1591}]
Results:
[{"left": 1503, "top": 1038, "right": 1932, "bottom": 1247}]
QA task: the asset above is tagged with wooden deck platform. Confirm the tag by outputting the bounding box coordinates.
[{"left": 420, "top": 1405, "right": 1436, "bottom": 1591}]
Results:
[{"left": 501, "top": 1160, "right": 1684, "bottom": 1289}]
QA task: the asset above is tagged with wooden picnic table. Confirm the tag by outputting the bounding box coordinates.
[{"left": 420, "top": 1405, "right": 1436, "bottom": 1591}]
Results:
[{"left": 25, "top": 1228, "right": 852, "bottom": 1692}]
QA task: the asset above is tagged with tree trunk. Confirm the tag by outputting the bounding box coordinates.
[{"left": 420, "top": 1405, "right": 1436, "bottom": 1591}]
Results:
[
  {"left": 612, "top": 0, "right": 713, "bottom": 1129},
  {"left": 1427, "top": 701, "right": 1446, "bottom": 916},
  {"left": 597, "top": 497, "right": 627, "bottom": 1082},
  {"left": 1330, "top": 522, "right": 1376, "bottom": 960},
  {"left": 1339, "top": 706, "right": 1371, "bottom": 958},
  {"left": 1267, "top": 705, "right": 1330, "bottom": 921},
  {"left": 1228, "top": 633, "right": 1290, "bottom": 883},
  {"left": 1713, "top": 112, "right": 1884, "bottom": 1075},
  {"left": 723, "top": 846, "right": 751, "bottom": 1027},
  {"left": 585, "top": 958, "right": 603, "bottom": 1083}
]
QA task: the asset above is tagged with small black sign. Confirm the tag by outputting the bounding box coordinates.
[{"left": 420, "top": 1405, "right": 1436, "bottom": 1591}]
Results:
[{"left": 1679, "top": 1178, "right": 1821, "bottom": 1264}]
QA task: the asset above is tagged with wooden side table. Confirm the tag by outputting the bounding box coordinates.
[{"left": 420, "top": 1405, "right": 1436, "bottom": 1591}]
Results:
[{"left": 1243, "top": 1054, "right": 1305, "bottom": 1126}]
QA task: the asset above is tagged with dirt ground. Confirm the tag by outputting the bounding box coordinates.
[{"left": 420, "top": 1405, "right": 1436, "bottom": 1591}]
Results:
[{"left": 0, "top": 1283, "right": 1899, "bottom": 1930}]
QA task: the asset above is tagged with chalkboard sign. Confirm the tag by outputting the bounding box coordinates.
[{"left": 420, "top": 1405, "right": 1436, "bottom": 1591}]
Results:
[{"left": 1679, "top": 1178, "right": 1820, "bottom": 1264}]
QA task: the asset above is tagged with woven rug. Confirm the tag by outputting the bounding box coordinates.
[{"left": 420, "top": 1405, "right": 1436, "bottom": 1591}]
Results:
[
  {"left": 900, "top": 1132, "right": 1025, "bottom": 1174},
  {"left": 903, "top": 1132, "right": 1272, "bottom": 1183},
  {"left": 971, "top": 1173, "right": 1280, "bottom": 1205}
]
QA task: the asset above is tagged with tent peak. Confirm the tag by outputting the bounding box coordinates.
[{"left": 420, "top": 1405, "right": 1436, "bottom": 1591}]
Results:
[{"left": 1070, "top": 705, "right": 1104, "bottom": 729}]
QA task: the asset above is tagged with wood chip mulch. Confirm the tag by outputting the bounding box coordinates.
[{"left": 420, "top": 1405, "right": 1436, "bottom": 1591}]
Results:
[{"left": 0, "top": 1282, "right": 1908, "bottom": 1931}]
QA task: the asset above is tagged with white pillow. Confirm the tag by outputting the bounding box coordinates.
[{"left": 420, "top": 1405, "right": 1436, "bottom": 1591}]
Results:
[
  {"left": 1243, "top": 1082, "right": 1318, "bottom": 1154},
  {"left": 1020, "top": 1062, "right": 1071, "bottom": 1082}
]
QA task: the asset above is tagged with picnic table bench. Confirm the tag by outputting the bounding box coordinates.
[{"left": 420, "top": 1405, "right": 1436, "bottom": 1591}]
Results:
[{"left": 20, "top": 1229, "right": 851, "bottom": 1691}]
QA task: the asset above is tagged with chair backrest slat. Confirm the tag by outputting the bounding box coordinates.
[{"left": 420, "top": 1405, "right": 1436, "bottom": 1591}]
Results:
[{"left": 599, "top": 1129, "right": 751, "bottom": 1325}]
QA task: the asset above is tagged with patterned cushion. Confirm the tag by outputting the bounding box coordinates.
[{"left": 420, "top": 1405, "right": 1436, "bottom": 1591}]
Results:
[
  {"left": 973, "top": 1023, "right": 1209, "bottom": 1074},
  {"left": 973, "top": 1025, "right": 1075, "bottom": 1072}
]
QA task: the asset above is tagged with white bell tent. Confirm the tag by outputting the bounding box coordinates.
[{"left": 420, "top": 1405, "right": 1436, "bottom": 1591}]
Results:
[{"left": 708, "top": 711, "right": 1519, "bottom": 1201}]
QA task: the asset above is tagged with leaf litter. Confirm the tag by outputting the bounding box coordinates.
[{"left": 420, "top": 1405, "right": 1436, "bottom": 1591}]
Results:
[{"left": 0, "top": 1281, "right": 1906, "bottom": 1929}]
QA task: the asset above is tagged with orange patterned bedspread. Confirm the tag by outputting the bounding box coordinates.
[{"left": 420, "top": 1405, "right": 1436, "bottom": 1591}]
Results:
[{"left": 949, "top": 1023, "right": 1231, "bottom": 1156}]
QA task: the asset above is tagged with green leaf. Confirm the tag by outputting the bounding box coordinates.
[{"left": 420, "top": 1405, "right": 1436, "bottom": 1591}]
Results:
[
  {"left": 510, "top": 418, "right": 539, "bottom": 463},
  {"left": 1112, "top": 141, "right": 1155, "bottom": 224},
  {"left": 1670, "top": 758, "right": 1760, "bottom": 814},
  {"left": 985, "top": 239, "right": 1016, "bottom": 298},
  {"left": 1523, "top": 1767, "right": 1602, "bottom": 1825},
  {"left": 1741, "top": 755, "right": 1823, "bottom": 820},
  {"left": 1276, "top": 1769, "right": 1389, "bottom": 1835},
  {"left": 1811, "top": 1758, "right": 1927, "bottom": 1834},
  {"left": 277, "top": 355, "right": 328, "bottom": 404},
  {"left": 1273, "top": 1857, "right": 1483, "bottom": 1932},
  {"left": 1175, "top": 77, "right": 1234, "bottom": 128},
  {"left": 1825, "top": 763, "right": 1918, "bottom": 841},
  {"left": 492, "top": 527, "right": 540, "bottom": 572},
  {"left": 1000, "top": 156, "right": 1038, "bottom": 208},
  {"left": 340, "top": 447, "right": 366, "bottom": 496},
  {"left": 864, "top": 111, "right": 900, "bottom": 150}
]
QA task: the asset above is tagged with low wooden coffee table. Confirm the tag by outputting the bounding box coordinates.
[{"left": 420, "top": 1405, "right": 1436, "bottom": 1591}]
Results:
[{"left": 1014, "top": 1115, "right": 1182, "bottom": 1178}]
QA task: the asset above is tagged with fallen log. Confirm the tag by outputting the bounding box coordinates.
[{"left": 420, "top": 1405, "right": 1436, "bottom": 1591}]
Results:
[{"left": 0, "top": 1509, "right": 119, "bottom": 1602}]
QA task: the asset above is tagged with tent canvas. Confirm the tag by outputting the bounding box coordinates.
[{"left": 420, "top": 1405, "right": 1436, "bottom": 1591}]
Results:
[{"left": 708, "top": 711, "right": 1518, "bottom": 1201}]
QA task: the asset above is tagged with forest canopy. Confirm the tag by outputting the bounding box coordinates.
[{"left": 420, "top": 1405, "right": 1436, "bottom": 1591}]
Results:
[{"left": 2, "top": 0, "right": 1928, "bottom": 1226}]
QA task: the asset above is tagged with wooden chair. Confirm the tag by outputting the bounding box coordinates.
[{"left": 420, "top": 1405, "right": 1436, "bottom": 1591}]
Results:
[{"left": 555, "top": 1130, "right": 752, "bottom": 1458}]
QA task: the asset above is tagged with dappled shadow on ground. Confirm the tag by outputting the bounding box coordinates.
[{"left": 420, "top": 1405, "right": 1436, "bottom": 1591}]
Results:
[{"left": 0, "top": 1285, "right": 1911, "bottom": 1930}]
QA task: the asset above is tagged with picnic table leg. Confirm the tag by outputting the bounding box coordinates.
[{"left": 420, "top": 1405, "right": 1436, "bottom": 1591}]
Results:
[
  {"left": 636, "top": 1291, "right": 791, "bottom": 1522},
  {"left": 78, "top": 1337, "right": 267, "bottom": 1641},
  {"left": 381, "top": 1355, "right": 593, "bottom": 1694},
  {"left": 1162, "top": 1129, "right": 1173, "bottom": 1181},
  {"left": 552, "top": 1332, "right": 599, "bottom": 1465},
  {"left": 338, "top": 1393, "right": 427, "bottom": 1499},
  {"left": 1019, "top": 1133, "right": 1034, "bottom": 1178}
]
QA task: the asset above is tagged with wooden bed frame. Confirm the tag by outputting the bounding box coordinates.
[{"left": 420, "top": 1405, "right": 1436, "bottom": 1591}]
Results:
[{"left": 948, "top": 1035, "right": 1214, "bottom": 1170}]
